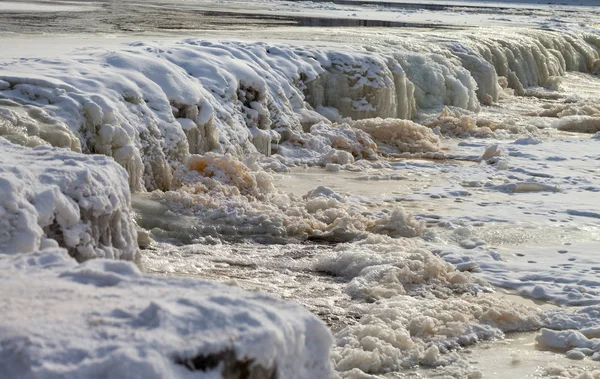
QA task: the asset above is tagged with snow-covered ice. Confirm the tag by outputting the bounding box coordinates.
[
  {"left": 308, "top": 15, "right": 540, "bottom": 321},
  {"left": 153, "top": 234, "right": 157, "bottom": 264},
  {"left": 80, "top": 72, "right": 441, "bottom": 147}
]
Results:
[
  {"left": 0, "top": 249, "right": 333, "bottom": 378},
  {"left": 2, "top": 0, "right": 600, "bottom": 377},
  {"left": 0, "top": 138, "right": 139, "bottom": 262}
]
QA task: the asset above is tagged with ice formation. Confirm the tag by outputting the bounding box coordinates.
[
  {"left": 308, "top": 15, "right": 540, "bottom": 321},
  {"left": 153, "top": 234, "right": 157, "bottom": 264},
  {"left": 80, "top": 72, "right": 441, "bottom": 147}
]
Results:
[
  {"left": 0, "top": 99, "right": 81, "bottom": 151},
  {"left": 2, "top": 20, "right": 600, "bottom": 379},
  {"left": 0, "top": 41, "right": 419, "bottom": 190},
  {"left": 554, "top": 115, "right": 600, "bottom": 133},
  {"left": 0, "top": 249, "right": 333, "bottom": 378},
  {"left": 0, "top": 138, "right": 139, "bottom": 262},
  {"left": 0, "top": 29, "right": 598, "bottom": 192}
]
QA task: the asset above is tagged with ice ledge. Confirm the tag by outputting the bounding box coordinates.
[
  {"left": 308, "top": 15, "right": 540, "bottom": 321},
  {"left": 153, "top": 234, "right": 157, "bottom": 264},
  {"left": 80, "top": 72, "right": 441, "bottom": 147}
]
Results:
[
  {"left": 0, "top": 250, "right": 333, "bottom": 379},
  {"left": 0, "top": 138, "right": 139, "bottom": 262}
]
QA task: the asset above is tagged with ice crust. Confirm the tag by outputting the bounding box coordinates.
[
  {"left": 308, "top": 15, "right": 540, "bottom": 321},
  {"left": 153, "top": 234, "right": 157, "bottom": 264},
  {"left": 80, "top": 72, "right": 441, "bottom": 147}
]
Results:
[
  {"left": 0, "top": 138, "right": 139, "bottom": 262},
  {"left": 0, "top": 249, "right": 333, "bottom": 379}
]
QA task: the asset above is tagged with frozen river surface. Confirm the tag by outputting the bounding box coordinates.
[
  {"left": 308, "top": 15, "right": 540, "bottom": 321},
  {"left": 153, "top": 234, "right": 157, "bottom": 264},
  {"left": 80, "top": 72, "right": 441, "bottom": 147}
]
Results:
[{"left": 1, "top": 0, "right": 600, "bottom": 378}]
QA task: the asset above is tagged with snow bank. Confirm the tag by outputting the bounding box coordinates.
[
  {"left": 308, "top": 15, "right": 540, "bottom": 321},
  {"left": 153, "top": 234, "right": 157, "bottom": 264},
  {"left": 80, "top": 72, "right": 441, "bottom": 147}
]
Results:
[
  {"left": 1, "top": 29, "right": 597, "bottom": 193},
  {"left": 0, "top": 41, "right": 420, "bottom": 192},
  {"left": 0, "top": 249, "right": 333, "bottom": 378},
  {"left": 0, "top": 138, "right": 139, "bottom": 262}
]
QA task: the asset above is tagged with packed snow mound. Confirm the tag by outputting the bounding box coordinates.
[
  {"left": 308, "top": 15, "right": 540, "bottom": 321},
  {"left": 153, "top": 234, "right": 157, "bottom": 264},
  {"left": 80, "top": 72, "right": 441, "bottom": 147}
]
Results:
[
  {"left": 350, "top": 118, "right": 440, "bottom": 154},
  {"left": 480, "top": 144, "right": 503, "bottom": 161},
  {"left": 537, "top": 328, "right": 600, "bottom": 361},
  {"left": 0, "top": 249, "right": 333, "bottom": 379},
  {"left": 554, "top": 116, "right": 600, "bottom": 133},
  {"left": 0, "top": 138, "right": 139, "bottom": 262}
]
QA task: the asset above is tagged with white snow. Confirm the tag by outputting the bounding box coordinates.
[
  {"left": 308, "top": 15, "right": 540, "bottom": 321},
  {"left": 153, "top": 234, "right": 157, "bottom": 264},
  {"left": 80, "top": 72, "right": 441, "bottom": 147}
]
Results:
[
  {"left": 0, "top": 249, "right": 333, "bottom": 378},
  {"left": 0, "top": 138, "right": 139, "bottom": 262},
  {"left": 1, "top": 28, "right": 598, "bottom": 193},
  {"left": 1, "top": 1, "right": 600, "bottom": 377}
]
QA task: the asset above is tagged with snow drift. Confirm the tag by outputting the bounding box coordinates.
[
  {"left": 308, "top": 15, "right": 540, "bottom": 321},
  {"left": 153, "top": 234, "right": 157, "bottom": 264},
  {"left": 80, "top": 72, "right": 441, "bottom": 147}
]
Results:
[
  {"left": 0, "top": 138, "right": 139, "bottom": 262},
  {"left": 0, "top": 249, "right": 333, "bottom": 379}
]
